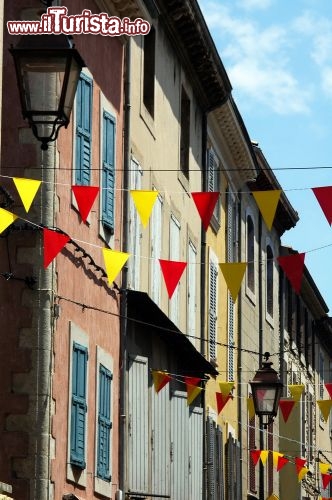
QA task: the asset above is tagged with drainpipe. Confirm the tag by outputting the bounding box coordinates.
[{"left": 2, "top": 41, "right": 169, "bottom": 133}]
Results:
[
  {"left": 258, "top": 212, "right": 264, "bottom": 500},
  {"left": 201, "top": 111, "right": 207, "bottom": 500},
  {"left": 118, "top": 37, "right": 131, "bottom": 500},
  {"left": 237, "top": 191, "right": 243, "bottom": 500}
]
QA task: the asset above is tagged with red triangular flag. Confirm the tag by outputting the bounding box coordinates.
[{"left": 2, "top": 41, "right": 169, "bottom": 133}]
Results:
[
  {"left": 322, "top": 473, "right": 332, "bottom": 490},
  {"left": 191, "top": 192, "right": 220, "bottom": 231},
  {"left": 250, "top": 450, "right": 261, "bottom": 466},
  {"left": 43, "top": 228, "right": 70, "bottom": 268},
  {"left": 279, "top": 399, "right": 296, "bottom": 423},
  {"left": 325, "top": 383, "right": 332, "bottom": 399},
  {"left": 184, "top": 376, "right": 201, "bottom": 388},
  {"left": 216, "top": 392, "right": 231, "bottom": 414},
  {"left": 277, "top": 253, "right": 305, "bottom": 294},
  {"left": 277, "top": 455, "right": 289, "bottom": 472},
  {"left": 312, "top": 186, "right": 332, "bottom": 225},
  {"left": 72, "top": 185, "right": 100, "bottom": 223},
  {"left": 159, "top": 259, "right": 187, "bottom": 298},
  {"left": 295, "top": 457, "right": 307, "bottom": 474}
]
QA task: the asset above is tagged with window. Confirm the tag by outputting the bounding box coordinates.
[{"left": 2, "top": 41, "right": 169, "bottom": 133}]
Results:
[
  {"left": 319, "top": 352, "right": 325, "bottom": 400},
  {"left": 180, "top": 87, "right": 190, "bottom": 178},
  {"left": 246, "top": 215, "right": 255, "bottom": 293},
  {"left": 128, "top": 158, "right": 142, "bottom": 290},
  {"left": 97, "top": 365, "right": 112, "bottom": 481},
  {"left": 150, "top": 193, "right": 163, "bottom": 305},
  {"left": 70, "top": 342, "right": 88, "bottom": 469},
  {"left": 266, "top": 245, "right": 274, "bottom": 318},
  {"left": 208, "top": 250, "right": 218, "bottom": 361},
  {"left": 227, "top": 190, "right": 237, "bottom": 381},
  {"left": 207, "top": 147, "right": 221, "bottom": 224},
  {"left": 102, "top": 111, "right": 116, "bottom": 232},
  {"left": 143, "top": 27, "right": 155, "bottom": 117},
  {"left": 75, "top": 74, "right": 92, "bottom": 185},
  {"left": 170, "top": 215, "right": 181, "bottom": 325},
  {"left": 187, "top": 241, "right": 197, "bottom": 346}
]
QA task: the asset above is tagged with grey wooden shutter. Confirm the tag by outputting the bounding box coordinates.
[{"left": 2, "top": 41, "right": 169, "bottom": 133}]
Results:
[
  {"left": 189, "top": 406, "right": 203, "bottom": 500},
  {"left": 227, "top": 192, "right": 235, "bottom": 381},
  {"left": 208, "top": 252, "right": 218, "bottom": 361},
  {"left": 216, "top": 425, "right": 224, "bottom": 500},
  {"left": 171, "top": 391, "right": 189, "bottom": 500}
]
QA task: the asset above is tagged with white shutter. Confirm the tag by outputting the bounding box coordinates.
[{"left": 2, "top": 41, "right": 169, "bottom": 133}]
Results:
[
  {"left": 207, "top": 147, "right": 220, "bottom": 222},
  {"left": 208, "top": 249, "right": 218, "bottom": 362},
  {"left": 227, "top": 191, "right": 236, "bottom": 381},
  {"left": 187, "top": 241, "right": 197, "bottom": 346},
  {"left": 150, "top": 193, "right": 163, "bottom": 305},
  {"left": 170, "top": 215, "right": 180, "bottom": 325},
  {"left": 128, "top": 158, "right": 142, "bottom": 290}
]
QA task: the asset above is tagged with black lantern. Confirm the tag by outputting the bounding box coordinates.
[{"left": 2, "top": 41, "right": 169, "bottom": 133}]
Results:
[
  {"left": 10, "top": 34, "right": 85, "bottom": 150},
  {"left": 249, "top": 352, "right": 283, "bottom": 428}
]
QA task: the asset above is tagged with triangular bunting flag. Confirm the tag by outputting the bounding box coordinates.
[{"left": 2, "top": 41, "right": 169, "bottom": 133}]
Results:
[
  {"left": 325, "top": 383, "right": 332, "bottom": 399},
  {"left": 312, "top": 186, "right": 332, "bottom": 225},
  {"left": 322, "top": 473, "right": 332, "bottom": 490},
  {"left": 247, "top": 397, "right": 255, "bottom": 420},
  {"left": 219, "top": 262, "right": 247, "bottom": 302},
  {"left": 277, "top": 455, "right": 289, "bottom": 472},
  {"left": 0, "top": 208, "right": 18, "bottom": 233},
  {"left": 272, "top": 452, "right": 283, "bottom": 468},
  {"left": 72, "top": 185, "right": 100, "bottom": 223},
  {"left": 298, "top": 467, "right": 310, "bottom": 482},
  {"left": 184, "top": 377, "right": 202, "bottom": 406},
  {"left": 216, "top": 392, "right": 232, "bottom": 414},
  {"left": 277, "top": 253, "right": 305, "bottom": 294},
  {"left": 252, "top": 190, "right": 281, "bottom": 230},
  {"left": 250, "top": 450, "right": 261, "bottom": 466},
  {"left": 260, "top": 450, "right": 269, "bottom": 465},
  {"left": 130, "top": 190, "right": 158, "bottom": 228},
  {"left": 159, "top": 259, "right": 187, "bottom": 299},
  {"left": 279, "top": 399, "right": 296, "bottom": 423},
  {"left": 219, "top": 381, "right": 234, "bottom": 397},
  {"left": 288, "top": 384, "right": 305, "bottom": 402},
  {"left": 151, "top": 370, "right": 172, "bottom": 393},
  {"left": 191, "top": 192, "right": 220, "bottom": 231},
  {"left": 317, "top": 400, "right": 332, "bottom": 422},
  {"left": 320, "top": 463, "right": 331, "bottom": 475},
  {"left": 13, "top": 177, "right": 41, "bottom": 212},
  {"left": 267, "top": 495, "right": 279, "bottom": 500},
  {"left": 102, "top": 248, "right": 130, "bottom": 284},
  {"left": 295, "top": 457, "right": 307, "bottom": 474},
  {"left": 43, "top": 228, "right": 70, "bottom": 268}
]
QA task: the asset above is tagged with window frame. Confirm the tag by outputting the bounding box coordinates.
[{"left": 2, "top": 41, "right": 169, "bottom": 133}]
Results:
[
  {"left": 265, "top": 242, "right": 274, "bottom": 324},
  {"left": 245, "top": 211, "right": 256, "bottom": 302}
]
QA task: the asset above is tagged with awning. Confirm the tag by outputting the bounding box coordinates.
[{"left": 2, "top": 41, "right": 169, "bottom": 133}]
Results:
[{"left": 126, "top": 290, "right": 218, "bottom": 376}]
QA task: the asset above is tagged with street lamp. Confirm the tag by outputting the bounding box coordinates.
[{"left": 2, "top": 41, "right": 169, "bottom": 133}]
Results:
[
  {"left": 250, "top": 352, "right": 283, "bottom": 428},
  {"left": 10, "top": 34, "right": 85, "bottom": 150}
]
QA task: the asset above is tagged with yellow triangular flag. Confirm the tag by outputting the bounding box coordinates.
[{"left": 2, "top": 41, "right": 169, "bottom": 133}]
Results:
[
  {"left": 219, "top": 381, "right": 234, "bottom": 397},
  {"left": 319, "top": 462, "right": 331, "bottom": 475},
  {"left": 130, "top": 190, "right": 158, "bottom": 228},
  {"left": 298, "top": 467, "right": 309, "bottom": 482},
  {"left": 317, "top": 400, "right": 332, "bottom": 422},
  {"left": 267, "top": 495, "right": 279, "bottom": 500},
  {"left": 219, "top": 262, "right": 247, "bottom": 302},
  {"left": 260, "top": 450, "right": 269, "bottom": 465},
  {"left": 0, "top": 208, "right": 18, "bottom": 233},
  {"left": 13, "top": 177, "right": 41, "bottom": 212},
  {"left": 102, "top": 249, "right": 130, "bottom": 284},
  {"left": 151, "top": 370, "right": 171, "bottom": 393},
  {"left": 288, "top": 384, "right": 305, "bottom": 402},
  {"left": 272, "top": 452, "right": 283, "bottom": 468},
  {"left": 247, "top": 397, "right": 255, "bottom": 419},
  {"left": 252, "top": 190, "right": 281, "bottom": 230},
  {"left": 187, "top": 385, "right": 202, "bottom": 406}
]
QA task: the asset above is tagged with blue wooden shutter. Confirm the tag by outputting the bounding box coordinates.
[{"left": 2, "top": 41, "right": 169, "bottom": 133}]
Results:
[
  {"left": 102, "top": 111, "right": 115, "bottom": 232},
  {"left": 97, "top": 364, "right": 113, "bottom": 481},
  {"left": 70, "top": 342, "right": 88, "bottom": 468},
  {"left": 75, "top": 74, "right": 92, "bottom": 185}
]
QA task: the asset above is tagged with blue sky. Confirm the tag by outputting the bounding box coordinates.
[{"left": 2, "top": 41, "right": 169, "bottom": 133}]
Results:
[{"left": 198, "top": 0, "right": 332, "bottom": 311}]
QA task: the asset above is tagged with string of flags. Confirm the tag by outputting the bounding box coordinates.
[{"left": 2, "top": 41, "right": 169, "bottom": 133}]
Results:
[
  {"left": 3, "top": 178, "right": 332, "bottom": 296},
  {"left": 152, "top": 371, "right": 332, "bottom": 423},
  {"left": 251, "top": 451, "right": 332, "bottom": 493}
]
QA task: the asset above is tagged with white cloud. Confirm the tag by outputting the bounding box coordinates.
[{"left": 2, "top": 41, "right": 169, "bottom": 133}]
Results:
[
  {"left": 321, "top": 67, "right": 332, "bottom": 96},
  {"left": 199, "top": 1, "right": 312, "bottom": 114},
  {"left": 236, "top": 0, "right": 274, "bottom": 10}
]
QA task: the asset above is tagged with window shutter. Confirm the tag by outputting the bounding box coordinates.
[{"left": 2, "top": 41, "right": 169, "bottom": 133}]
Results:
[
  {"left": 102, "top": 111, "right": 115, "bottom": 232},
  {"left": 248, "top": 415, "right": 256, "bottom": 493},
  {"left": 70, "top": 342, "right": 88, "bottom": 468},
  {"left": 208, "top": 258, "right": 218, "bottom": 361},
  {"left": 170, "top": 215, "right": 180, "bottom": 325},
  {"left": 267, "top": 426, "right": 273, "bottom": 496},
  {"left": 207, "top": 149, "right": 215, "bottom": 193},
  {"left": 97, "top": 365, "right": 112, "bottom": 480},
  {"left": 150, "top": 194, "right": 162, "bottom": 305},
  {"left": 75, "top": 75, "right": 92, "bottom": 186},
  {"left": 188, "top": 241, "right": 197, "bottom": 345},
  {"left": 227, "top": 192, "right": 235, "bottom": 381},
  {"left": 206, "top": 418, "right": 216, "bottom": 500},
  {"left": 207, "top": 148, "right": 220, "bottom": 222},
  {"left": 216, "top": 425, "right": 224, "bottom": 500}
]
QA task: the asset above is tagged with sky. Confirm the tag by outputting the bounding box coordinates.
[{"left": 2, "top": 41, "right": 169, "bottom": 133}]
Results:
[{"left": 197, "top": 0, "right": 332, "bottom": 311}]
